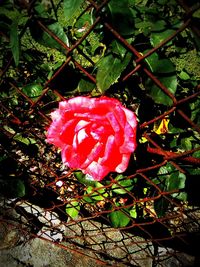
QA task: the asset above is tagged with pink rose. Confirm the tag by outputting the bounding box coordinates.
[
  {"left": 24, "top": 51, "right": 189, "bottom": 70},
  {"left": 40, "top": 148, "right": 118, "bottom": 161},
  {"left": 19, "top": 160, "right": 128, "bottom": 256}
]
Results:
[{"left": 46, "top": 96, "right": 137, "bottom": 181}]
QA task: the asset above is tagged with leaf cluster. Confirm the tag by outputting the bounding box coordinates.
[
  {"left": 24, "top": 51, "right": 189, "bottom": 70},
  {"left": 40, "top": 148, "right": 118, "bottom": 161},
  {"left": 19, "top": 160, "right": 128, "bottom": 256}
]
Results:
[{"left": 1, "top": 0, "right": 200, "bottom": 226}]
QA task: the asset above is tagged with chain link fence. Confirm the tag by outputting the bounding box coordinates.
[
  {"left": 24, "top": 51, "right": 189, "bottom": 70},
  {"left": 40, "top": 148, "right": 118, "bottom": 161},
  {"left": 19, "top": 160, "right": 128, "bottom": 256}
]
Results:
[{"left": 1, "top": 0, "right": 200, "bottom": 266}]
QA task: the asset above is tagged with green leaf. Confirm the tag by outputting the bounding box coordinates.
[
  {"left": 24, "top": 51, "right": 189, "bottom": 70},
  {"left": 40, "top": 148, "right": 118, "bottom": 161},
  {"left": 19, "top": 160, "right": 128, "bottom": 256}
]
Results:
[
  {"left": 191, "top": 99, "right": 200, "bottom": 124},
  {"left": 135, "top": 20, "right": 152, "bottom": 35},
  {"left": 135, "top": 0, "right": 149, "bottom": 5},
  {"left": 181, "top": 137, "right": 193, "bottom": 151},
  {"left": 145, "top": 53, "right": 176, "bottom": 74},
  {"left": 13, "top": 133, "right": 36, "bottom": 145},
  {"left": 170, "top": 137, "right": 177, "bottom": 148},
  {"left": 75, "top": 172, "right": 109, "bottom": 201},
  {"left": 87, "top": 190, "right": 105, "bottom": 201},
  {"left": 112, "top": 174, "right": 134, "bottom": 194},
  {"left": 0, "top": 179, "right": 25, "bottom": 198},
  {"left": 149, "top": 75, "right": 177, "bottom": 106},
  {"left": 130, "top": 207, "right": 137, "bottom": 218},
  {"left": 82, "top": 196, "right": 93, "bottom": 203},
  {"left": 3, "top": 125, "right": 15, "bottom": 135},
  {"left": 154, "top": 197, "right": 169, "bottom": 218},
  {"left": 185, "top": 167, "right": 200, "bottom": 176},
  {"left": 30, "top": 20, "right": 69, "bottom": 53},
  {"left": 86, "top": 182, "right": 108, "bottom": 201},
  {"left": 108, "top": 0, "right": 135, "bottom": 36},
  {"left": 168, "top": 172, "right": 186, "bottom": 192},
  {"left": 77, "top": 78, "right": 95, "bottom": 93},
  {"left": 193, "top": 148, "right": 200, "bottom": 159},
  {"left": 157, "top": 0, "right": 168, "bottom": 4},
  {"left": 157, "top": 163, "right": 187, "bottom": 202},
  {"left": 171, "top": 192, "right": 187, "bottom": 201},
  {"left": 22, "top": 83, "right": 43, "bottom": 100},
  {"left": 111, "top": 39, "right": 134, "bottom": 59},
  {"left": 151, "top": 20, "right": 166, "bottom": 32},
  {"left": 74, "top": 171, "right": 97, "bottom": 186},
  {"left": 13, "top": 179, "right": 26, "bottom": 198},
  {"left": 179, "top": 71, "right": 190, "bottom": 80},
  {"left": 74, "top": 12, "right": 91, "bottom": 29},
  {"left": 193, "top": 9, "right": 200, "bottom": 19},
  {"left": 34, "top": 2, "right": 51, "bottom": 18},
  {"left": 150, "top": 29, "right": 176, "bottom": 47},
  {"left": 64, "top": 0, "right": 84, "bottom": 18},
  {"left": 109, "top": 209, "right": 130, "bottom": 228},
  {"left": 112, "top": 40, "right": 127, "bottom": 59},
  {"left": 145, "top": 53, "right": 177, "bottom": 106},
  {"left": 65, "top": 200, "right": 80, "bottom": 219},
  {"left": 96, "top": 52, "right": 131, "bottom": 93},
  {"left": 10, "top": 20, "right": 20, "bottom": 66}
]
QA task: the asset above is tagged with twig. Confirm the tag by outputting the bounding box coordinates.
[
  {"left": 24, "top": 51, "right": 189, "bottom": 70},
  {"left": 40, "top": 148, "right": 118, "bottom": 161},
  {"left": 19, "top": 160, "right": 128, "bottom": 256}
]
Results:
[{"left": 147, "top": 146, "right": 200, "bottom": 166}]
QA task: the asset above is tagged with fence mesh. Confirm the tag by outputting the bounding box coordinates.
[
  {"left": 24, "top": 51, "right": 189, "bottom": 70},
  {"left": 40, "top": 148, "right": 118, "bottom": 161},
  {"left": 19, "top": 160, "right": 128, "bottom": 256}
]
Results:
[{"left": 1, "top": 0, "right": 200, "bottom": 266}]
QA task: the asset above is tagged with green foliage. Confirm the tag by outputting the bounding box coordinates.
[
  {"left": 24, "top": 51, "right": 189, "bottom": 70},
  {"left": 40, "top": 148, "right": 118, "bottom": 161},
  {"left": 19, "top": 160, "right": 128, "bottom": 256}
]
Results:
[
  {"left": 153, "top": 163, "right": 188, "bottom": 217},
  {"left": 74, "top": 171, "right": 98, "bottom": 187},
  {"left": 13, "top": 133, "right": 36, "bottom": 145},
  {"left": 96, "top": 52, "right": 131, "bottom": 93},
  {"left": 85, "top": 183, "right": 108, "bottom": 201},
  {"left": 111, "top": 174, "right": 134, "bottom": 194},
  {"left": 157, "top": 163, "right": 187, "bottom": 197},
  {"left": 150, "top": 29, "right": 176, "bottom": 47},
  {"left": 29, "top": 20, "right": 69, "bottom": 54},
  {"left": 1, "top": 0, "right": 199, "bottom": 228},
  {"left": 66, "top": 172, "right": 139, "bottom": 226},
  {"left": 10, "top": 19, "right": 20, "bottom": 66},
  {"left": 107, "top": 0, "right": 135, "bottom": 36},
  {"left": 130, "top": 206, "right": 137, "bottom": 219},
  {"left": 77, "top": 79, "right": 96, "bottom": 93},
  {"left": 112, "top": 40, "right": 131, "bottom": 59},
  {"left": 63, "top": 0, "right": 84, "bottom": 18},
  {"left": 65, "top": 199, "right": 80, "bottom": 219},
  {"left": 22, "top": 83, "right": 43, "bottom": 100},
  {"left": 154, "top": 196, "right": 169, "bottom": 218},
  {"left": 109, "top": 208, "right": 130, "bottom": 228},
  {"left": 145, "top": 52, "right": 177, "bottom": 106},
  {"left": 0, "top": 178, "right": 26, "bottom": 198}
]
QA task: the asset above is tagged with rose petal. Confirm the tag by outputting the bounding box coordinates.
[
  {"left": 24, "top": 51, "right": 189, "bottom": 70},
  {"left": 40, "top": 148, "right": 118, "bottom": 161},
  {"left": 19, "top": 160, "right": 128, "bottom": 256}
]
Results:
[
  {"left": 84, "top": 161, "right": 110, "bottom": 181},
  {"left": 106, "top": 112, "right": 123, "bottom": 145},
  {"left": 91, "top": 125, "right": 107, "bottom": 139},
  {"left": 61, "top": 145, "right": 73, "bottom": 166},
  {"left": 47, "top": 108, "right": 76, "bottom": 147},
  {"left": 115, "top": 153, "right": 131, "bottom": 173},
  {"left": 123, "top": 107, "right": 137, "bottom": 129},
  {"left": 68, "top": 96, "right": 94, "bottom": 111},
  {"left": 81, "top": 141, "right": 104, "bottom": 169},
  {"left": 75, "top": 120, "right": 90, "bottom": 132},
  {"left": 99, "top": 135, "right": 115, "bottom": 163},
  {"left": 58, "top": 101, "right": 70, "bottom": 113},
  {"left": 77, "top": 128, "right": 89, "bottom": 144},
  {"left": 60, "top": 119, "right": 78, "bottom": 145},
  {"left": 113, "top": 105, "right": 127, "bottom": 128},
  {"left": 99, "top": 135, "right": 122, "bottom": 170},
  {"left": 74, "top": 136, "right": 97, "bottom": 166},
  {"left": 61, "top": 145, "right": 84, "bottom": 169},
  {"left": 119, "top": 123, "right": 136, "bottom": 153},
  {"left": 96, "top": 96, "right": 119, "bottom": 109},
  {"left": 106, "top": 112, "right": 120, "bottom": 132},
  {"left": 50, "top": 109, "right": 61, "bottom": 121}
]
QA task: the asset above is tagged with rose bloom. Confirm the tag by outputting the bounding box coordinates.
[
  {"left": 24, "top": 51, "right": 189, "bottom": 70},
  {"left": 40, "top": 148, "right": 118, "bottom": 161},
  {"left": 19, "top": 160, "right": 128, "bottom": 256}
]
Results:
[{"left": 46, "top": 96, "right": 137, "bottom": 181}]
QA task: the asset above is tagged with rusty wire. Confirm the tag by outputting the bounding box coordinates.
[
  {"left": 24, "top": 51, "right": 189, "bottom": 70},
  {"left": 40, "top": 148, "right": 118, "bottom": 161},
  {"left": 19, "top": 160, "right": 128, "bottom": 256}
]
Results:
[{"left": 0, "top": 0, "right": 200, "bottom": 266}]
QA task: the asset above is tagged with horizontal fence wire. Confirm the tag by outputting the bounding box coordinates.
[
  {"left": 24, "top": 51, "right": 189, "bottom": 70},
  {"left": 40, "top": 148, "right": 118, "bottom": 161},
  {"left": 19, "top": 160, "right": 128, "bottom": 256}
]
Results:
[{"left": 0, "top": 0, "right": 200, "bottom": 266}]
